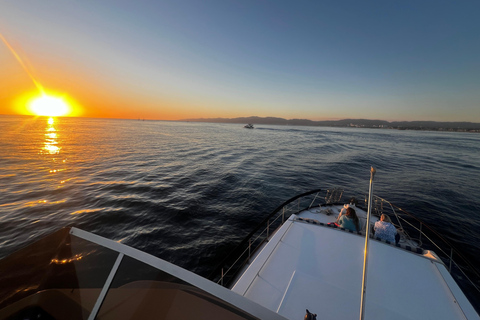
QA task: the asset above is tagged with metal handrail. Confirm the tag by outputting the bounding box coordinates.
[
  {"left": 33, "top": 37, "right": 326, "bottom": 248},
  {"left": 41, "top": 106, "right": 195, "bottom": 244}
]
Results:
[
  {"left": 210, "top": 189, "right": 480, "bottom": 302},
  {"left": 371, "top": 195, "right": 480, "bottom": 295},
  {"left": 209, "top": 189, "right": 323, "bottom": 286},
  {"left": 217, "top": 200, "right": 318, "bottom": 285}
]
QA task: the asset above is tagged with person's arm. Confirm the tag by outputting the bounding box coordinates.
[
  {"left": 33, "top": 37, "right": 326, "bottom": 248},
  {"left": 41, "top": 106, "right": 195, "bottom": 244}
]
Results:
[
  {"left": 335, "top": 208, "right": 345, "bottom": 222},
  {"left": 336, "top": 215, "right": 344, "bottom": 227}
]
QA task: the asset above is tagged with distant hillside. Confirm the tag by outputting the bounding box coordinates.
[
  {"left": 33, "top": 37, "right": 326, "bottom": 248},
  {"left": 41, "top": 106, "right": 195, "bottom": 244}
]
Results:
[{"left": 181, "top": 116, "right": 480, "bottom": 131}]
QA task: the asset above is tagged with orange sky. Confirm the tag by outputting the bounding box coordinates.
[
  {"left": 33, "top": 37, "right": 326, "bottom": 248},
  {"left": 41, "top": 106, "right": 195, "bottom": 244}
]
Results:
[
  {"left": 0, "top": 36, "right": 203, "bottom": 120},
  {"left": 1, "top": 1, "right": 479, "bottom": 122},
  {"left": 0, "top": 42, "right": 283, "bottom": 121},
  {"left": 0, "top": 41, "right": 268, "bottom": 121}
]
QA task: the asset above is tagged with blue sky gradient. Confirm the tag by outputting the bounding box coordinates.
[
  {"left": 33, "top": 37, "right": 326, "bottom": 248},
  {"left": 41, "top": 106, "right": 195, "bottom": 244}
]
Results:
[{"left": 1, "top": 0, "right": 479, "bottom": 121}]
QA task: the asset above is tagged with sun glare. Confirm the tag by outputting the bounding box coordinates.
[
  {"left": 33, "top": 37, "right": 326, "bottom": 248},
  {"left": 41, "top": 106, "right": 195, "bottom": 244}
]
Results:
[{"left": 29, "top": 95, "right": 71, "bottom": 117}]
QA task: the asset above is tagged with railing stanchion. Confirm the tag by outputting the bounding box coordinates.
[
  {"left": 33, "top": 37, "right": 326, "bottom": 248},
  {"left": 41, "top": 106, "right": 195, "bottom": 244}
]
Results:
[
  {"left": 221, "top": 268, "right": 224, "bottom": 286},
  {"left": 267, "top": 220, "right": 270, "bottom": 238},
  {"left": 419, "top": 222, "right": 423, "bottom": 245},
  {"left": 282, "top": 207, "right": 285, "bottom": 224},
  {"left": 449, "top": 248, "right": 453, "bottom": 272},
  {"left": 248, "top": 239, "right": 251, "bottom": 260},
  {"left": 308, "top": 192, "right": 320, "bottom": 209}
]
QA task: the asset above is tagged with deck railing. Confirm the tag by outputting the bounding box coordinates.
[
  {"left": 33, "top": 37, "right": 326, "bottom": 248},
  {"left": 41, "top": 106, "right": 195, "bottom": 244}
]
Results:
[
  {"left": 210, "top": 189, "right": 480, "bottom": 308},
  {"left": 210, "top": 189, "right": 324, "bottom": 287},
  {"left": 370, "top": 195, "right": 480, "bottom": 306}
]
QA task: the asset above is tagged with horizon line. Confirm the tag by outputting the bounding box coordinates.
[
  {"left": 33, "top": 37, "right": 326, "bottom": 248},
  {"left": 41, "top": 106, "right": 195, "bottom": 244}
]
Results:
[{"left": 1, "top": 113, "right": 480, "bottom": 125}]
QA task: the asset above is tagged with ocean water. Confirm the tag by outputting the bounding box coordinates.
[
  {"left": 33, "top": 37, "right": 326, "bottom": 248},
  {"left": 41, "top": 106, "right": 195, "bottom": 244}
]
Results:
[{"left": 1, "top": 115, "right": 480, "bottom": 281}]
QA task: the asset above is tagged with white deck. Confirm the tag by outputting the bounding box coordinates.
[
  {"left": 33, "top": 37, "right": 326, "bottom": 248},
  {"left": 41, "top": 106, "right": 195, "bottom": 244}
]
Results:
[{"left": 232, "top": 212, "right": 479, "bottom": 320}]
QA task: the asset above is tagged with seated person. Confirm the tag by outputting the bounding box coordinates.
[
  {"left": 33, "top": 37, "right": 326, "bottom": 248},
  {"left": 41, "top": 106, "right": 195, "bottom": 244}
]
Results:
[
  {"left": 336, "top": 207, "right": 360, "bottom": 232},
  {"left": 374, "top": 214, "right": 398, "bottom": 243},
  {"left": 336, "top": 204, "right": 350, "bottom": 220}
]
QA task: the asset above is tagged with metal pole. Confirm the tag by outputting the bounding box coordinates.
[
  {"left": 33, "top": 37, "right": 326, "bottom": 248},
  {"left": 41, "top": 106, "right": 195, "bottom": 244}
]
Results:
[
  {"left": 360, "top": 167, "right": 376, "bottom": 320},
  {"left": 419, "top": 222, "right": 423, "bottom": 245},
  {"left": 449, "top": 248, "right": 453, "bottom": 272},
  {"left": 248, "top": 239, "right": 251, "bottom": 260}
]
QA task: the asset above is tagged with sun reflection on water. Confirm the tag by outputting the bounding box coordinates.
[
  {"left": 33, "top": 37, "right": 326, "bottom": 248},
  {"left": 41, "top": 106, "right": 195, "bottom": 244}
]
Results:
[
  {"left": 51, "top": 254, "right": 84, "bottom": 264},
  {"left": 43, "top": 117, "right": 61, "bottom": 155}
]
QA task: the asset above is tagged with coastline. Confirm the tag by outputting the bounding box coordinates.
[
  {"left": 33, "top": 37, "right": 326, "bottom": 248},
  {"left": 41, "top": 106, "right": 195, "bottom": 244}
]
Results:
[{"left": 181, "top": 116, "right": 480, "bottom": 133}]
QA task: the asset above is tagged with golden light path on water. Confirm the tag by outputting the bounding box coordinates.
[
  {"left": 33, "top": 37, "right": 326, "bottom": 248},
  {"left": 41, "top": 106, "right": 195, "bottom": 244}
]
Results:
[{"left": 43, "top": 117, "right": 60, "bottom": 155}]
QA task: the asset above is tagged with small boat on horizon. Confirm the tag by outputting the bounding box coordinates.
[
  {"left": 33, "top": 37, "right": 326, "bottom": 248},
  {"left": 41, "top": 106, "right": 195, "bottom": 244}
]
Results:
[{"left": 244, "top": 123, "right": 254, "bottom": 129}]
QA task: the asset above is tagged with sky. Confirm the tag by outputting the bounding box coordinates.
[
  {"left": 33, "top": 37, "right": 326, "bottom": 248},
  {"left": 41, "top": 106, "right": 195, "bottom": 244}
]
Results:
[{"left": 1, "top": 0, "right": 479, "bottom": 122}]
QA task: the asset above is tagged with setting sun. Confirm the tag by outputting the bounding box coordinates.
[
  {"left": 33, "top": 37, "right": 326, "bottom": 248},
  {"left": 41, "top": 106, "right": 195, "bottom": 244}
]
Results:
[{"left": 29, "top": 95, "right": 71, "bottom": 117}]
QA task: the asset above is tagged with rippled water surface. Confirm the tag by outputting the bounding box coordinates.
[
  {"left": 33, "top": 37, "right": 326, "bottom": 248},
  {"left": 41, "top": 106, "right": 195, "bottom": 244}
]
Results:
[{"left": 1, "top": 115, "right": 480, "bottom": 278}]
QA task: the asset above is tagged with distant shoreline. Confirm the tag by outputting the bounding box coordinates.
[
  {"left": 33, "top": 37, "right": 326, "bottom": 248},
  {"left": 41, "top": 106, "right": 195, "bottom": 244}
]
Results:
[
  {"left": 2, "top": 114, "right": 479, "bottom": 132},
  {"left": 181, "top": 116, "right": 480, "bottom": 133}
]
